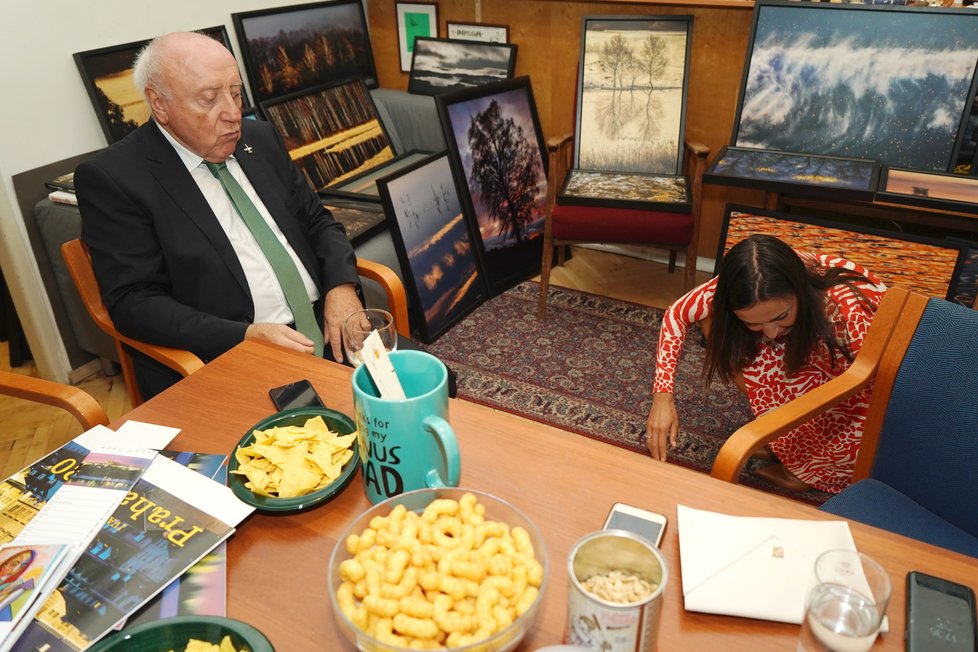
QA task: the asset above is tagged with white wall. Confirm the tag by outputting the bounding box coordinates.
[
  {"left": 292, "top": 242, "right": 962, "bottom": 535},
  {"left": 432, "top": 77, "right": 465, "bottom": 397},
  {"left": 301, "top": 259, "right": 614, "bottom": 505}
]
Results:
[{"left": 0, "top": 0, "right": 330, "bottom": 382}]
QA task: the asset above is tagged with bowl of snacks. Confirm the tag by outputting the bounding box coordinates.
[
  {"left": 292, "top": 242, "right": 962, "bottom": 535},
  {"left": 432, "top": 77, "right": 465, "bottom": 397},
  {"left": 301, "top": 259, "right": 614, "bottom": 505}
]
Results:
[
  {"left": 328, "top": 488, "right": 548, "bottom": 652},
  {"left": 87, "top": 615, "right": 273, "bottom": 651},
  {"left": 227, "top": 406, "right": 359, "bottom": 512}
]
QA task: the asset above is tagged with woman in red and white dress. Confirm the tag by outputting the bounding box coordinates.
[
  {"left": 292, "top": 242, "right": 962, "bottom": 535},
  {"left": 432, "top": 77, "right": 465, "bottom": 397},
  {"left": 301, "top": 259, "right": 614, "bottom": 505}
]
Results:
[{"left": 647, "top": 234, "right": 887, "bottom": 493}]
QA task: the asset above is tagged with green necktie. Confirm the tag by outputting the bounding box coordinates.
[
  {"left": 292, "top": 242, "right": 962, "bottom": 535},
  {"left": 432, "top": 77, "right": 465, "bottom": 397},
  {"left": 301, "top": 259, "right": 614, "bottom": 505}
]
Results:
[{"left": 206, "top": 161, "right": 324, "bottom": 357}]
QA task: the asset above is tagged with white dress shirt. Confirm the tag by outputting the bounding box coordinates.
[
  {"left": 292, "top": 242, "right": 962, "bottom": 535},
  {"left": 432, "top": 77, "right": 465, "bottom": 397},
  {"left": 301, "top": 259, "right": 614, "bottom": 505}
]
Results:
[{"left": 157, "top": 124, "right": 319, "bottom": 325}]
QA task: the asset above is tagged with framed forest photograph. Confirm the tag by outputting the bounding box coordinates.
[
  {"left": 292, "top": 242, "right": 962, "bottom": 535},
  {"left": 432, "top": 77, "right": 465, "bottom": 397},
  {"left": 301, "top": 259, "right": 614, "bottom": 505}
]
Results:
[
  {"left": 732, "top": 0, "right": 978, "bottom": 172},
  {"left": 437, "top": 76, "right": 549, "bottom": 295},
  {"left": 377, "top": 152, "right": 489, "bottom": 343},
  {"left": 718, "top": 204, "right": 965, "bottom": 302},
  {"left": 704, "top": 146, "right": 880, "bottom": 201},
  {"left": 259, "top": 78, "right": 394, "bottom": 192},
  {"left": 574, "top": 15, "right": 693, "bottom": 175},
  {"left": 74, "top": 26, "right": 244, "bottom": 144},
  {"left": 232, "top": 0, "right": 377, "bottom": 103},
  {"left": 396, "top": 2, "right": 439, "bottom": 72},
  {"left": 407, "top": 37, "right": 518, "bottom": 96},
  {"left": 321, "top": 150, "right": 432, "bottom": 204}
]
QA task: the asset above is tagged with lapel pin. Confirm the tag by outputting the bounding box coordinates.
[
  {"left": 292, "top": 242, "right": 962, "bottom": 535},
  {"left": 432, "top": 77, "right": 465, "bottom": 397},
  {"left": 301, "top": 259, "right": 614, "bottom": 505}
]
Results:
[{"left": 243, "top": 144, "right": 253, "bottom": 154}]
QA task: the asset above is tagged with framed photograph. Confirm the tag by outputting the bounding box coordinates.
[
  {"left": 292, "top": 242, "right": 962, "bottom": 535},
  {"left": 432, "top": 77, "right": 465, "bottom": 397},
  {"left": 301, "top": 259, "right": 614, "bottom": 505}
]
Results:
[
  {"left": 408, "top": 37, "right": 518, "bottom": 96},
  {"left": 321, "top": 150, "right": 432, "bottom": 203},
  {"left": 732, "top": 0, "right": 978, "bottom": 172},
  {"left": 322, "top": 202, "right": 387, "bottom": 246},
  {"left": 947, "top": 238, "right": 978, "bottom": 309},
  {"left": 717, "top": 203, "right": 965, "bottom": 301},
  {"left": 232, "top": 0, "right": 376, "bottom": 103},
  {"left": 377, "top": 151, "right": 490, "bottom": 342},
  {"left": 574, "top": 15, "right": 693, "bottom": 175},
  {"left": 446, "top": 21, "right": 509, "bottom": 43},
  {"left": 704, "top": 146, "right": 880, "bottom": 202},
  {"left": 259, "top": 78, "right": 394, "bottom": 192},
  {"left": 437, "top": 76, "right": 549, "bottom": 295},
  {"left": 877, "top": 167, "right": 978, "bottom": 214},
  {"left": 558, "top": 169, "right": 690, "bottom": 212},
  {"left": 74, "top": 26, "right": 246, "bottom": 144},
  {"left": 396, "top": 2, "right": 439, "bottom": 72}
]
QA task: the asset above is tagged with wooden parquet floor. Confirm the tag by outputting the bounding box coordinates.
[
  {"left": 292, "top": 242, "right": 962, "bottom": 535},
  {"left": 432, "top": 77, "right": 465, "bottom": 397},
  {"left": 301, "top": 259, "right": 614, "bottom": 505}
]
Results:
[{"left": 0, "top": 247, "right": 704, "bottom": 475}]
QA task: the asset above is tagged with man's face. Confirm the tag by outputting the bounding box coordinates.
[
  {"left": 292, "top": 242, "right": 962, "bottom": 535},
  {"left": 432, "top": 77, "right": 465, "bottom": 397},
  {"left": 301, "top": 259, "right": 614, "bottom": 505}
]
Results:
[{"left": 149, "top": 38, "right": 243, "bottom": 162}]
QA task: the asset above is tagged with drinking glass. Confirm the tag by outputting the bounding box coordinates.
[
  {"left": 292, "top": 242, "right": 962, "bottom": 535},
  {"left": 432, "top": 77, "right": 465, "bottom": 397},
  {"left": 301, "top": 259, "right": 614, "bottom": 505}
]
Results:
[
  {"left": 343, "top": 309, "right": 397, "bottom": 367},
  {"left": 798, "top": 550, "right": 892, "bottom": 652}
]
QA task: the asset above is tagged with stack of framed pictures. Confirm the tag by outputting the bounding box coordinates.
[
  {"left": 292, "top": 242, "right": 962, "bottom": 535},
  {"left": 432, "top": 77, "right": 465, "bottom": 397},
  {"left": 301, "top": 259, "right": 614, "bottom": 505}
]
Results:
[
  {"left": 74, "top": 27, "right": 247, "bottom": 144},
  {"left": 556, "top": 15, "right": 694, "bottom": 212},
  {"left": 322, "top": 150, "right": 432, "bottom": 205},
  {"left": 407, "top": 37, "right": 518, "bottom": 96},
  {"left": 259, "top": 78, "right": 394, "bottom": 193},
  {"left": 231, "top": 0, "right": 377, "bottom": 103}
]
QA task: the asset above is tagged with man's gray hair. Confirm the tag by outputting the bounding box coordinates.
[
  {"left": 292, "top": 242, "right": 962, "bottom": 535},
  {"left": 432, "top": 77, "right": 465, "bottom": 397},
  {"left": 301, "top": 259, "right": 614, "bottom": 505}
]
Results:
[{"left": 132, "top": 37, "right": 167, "bottom": 101}]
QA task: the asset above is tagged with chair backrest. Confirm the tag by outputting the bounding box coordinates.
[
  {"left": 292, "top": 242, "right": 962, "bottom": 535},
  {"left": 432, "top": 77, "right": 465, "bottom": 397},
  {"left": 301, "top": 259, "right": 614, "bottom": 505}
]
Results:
[
  {"left": 866, "top": 297, "right": 978, "bottom": 536},
  {"left": 61, "top": 238, "right": 204, "bottom": 408},
  {"left": 0, "top": 369, "right": 108, "bottom": 430}
]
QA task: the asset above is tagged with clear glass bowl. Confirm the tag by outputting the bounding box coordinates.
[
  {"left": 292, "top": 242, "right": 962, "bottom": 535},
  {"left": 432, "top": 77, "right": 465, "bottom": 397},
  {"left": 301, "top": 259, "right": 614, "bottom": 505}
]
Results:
[{"left": 328, "top": 488, "right": 548, "bottom": 652}]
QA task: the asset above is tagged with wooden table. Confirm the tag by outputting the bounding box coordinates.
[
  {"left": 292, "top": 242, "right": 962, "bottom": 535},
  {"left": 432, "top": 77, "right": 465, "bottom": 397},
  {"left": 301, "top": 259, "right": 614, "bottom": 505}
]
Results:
[{"left": 119, "top": 339, "right": 978, "bottom": 650}]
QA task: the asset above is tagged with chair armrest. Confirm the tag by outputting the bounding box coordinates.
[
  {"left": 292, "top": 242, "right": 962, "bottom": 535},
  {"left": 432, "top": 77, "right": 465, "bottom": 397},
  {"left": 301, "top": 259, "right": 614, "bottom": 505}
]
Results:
[
  {"left": 710, "top": 287, "right": 910, "bottom": 483},
  {"left": 117, "top": 337, "right": 205, "bottom": 377},
  {"left": 547, "top": 132, "right": 574, "bottom": 152},
  {"left": 0, "top": 370, "right": 109, "bottom": 430},
  {"left": 684, "top": 140, "right": 710, "bottom": 158},
  {"left": 357, "top": 258, "right": 410, "bottom": 338}
]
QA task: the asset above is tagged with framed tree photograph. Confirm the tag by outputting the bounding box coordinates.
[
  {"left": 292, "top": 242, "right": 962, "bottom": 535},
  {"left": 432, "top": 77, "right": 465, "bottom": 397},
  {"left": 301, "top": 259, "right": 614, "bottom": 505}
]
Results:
[
  {"left": 377, "top": 151, "right": 489, "bottom": 342},
  {"left": 321, "top": 150, "right": 432, "bottom": 204},
  {"left": 436, "top": 76, "right": 548, "bottom": 295},
  {"left": 74, "top": 27, "right": 246, "bottom": 144},
  {"left": 232, "top": 0, "right": 377, "bottom": 103},
  {"left": 259, "top": 78, "right": 394, "bottom": 192},
  {"left": 704, "top": 146, "right": 880, "bottom": 202},
  {"left": 717, "top": 203, "right": 965, "bottom": 301},
  {"left": 446, "top": 21, "right": 509, "bottom": 43},
  {"left": 408, "top": 37, "right": 518, "bottom": 96},
  {"left": 574, "top": 15, "right": 693, "bottom": 175},
  {"left": 731, "top": 0, "right": 978, "bottom": 172},
  {"left": 396, "top": 2, "right": 439, "bottom": 72},
  {"left": 877, "top": 167, "right": 978, "bottom": 214},
  {"left": 558, "top": 169, "right": 690, "bottom": 211}
]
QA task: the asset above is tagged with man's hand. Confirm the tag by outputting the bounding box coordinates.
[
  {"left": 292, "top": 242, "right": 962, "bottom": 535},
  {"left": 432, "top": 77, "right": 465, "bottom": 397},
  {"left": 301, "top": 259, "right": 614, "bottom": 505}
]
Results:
[
  {"left": 245, "top": 323, "right": 316, "bottom": 354},
  {"left": 323, "top": 283, "right": 364, "bottom": 362},
  {"left": 646, "top": 392, "right": 679, "bottom": 462}
]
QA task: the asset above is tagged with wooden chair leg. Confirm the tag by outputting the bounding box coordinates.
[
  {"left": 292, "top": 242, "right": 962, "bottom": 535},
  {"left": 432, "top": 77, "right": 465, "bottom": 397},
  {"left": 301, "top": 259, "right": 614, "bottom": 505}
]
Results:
[
  {"left": 668, "top": 250, "right": 678, "bottom": 273},
  {"left": 538, "top": 228, "right": 555, "bottom": 319}
]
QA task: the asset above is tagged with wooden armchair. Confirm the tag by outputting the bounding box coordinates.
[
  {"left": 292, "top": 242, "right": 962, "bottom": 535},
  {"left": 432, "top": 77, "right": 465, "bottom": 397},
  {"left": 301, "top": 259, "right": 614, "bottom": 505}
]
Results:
[
  {"left": 538, "top": 135, "right": 710, "bottom": 318},
  {"left": 0, "top": 369, "right": 108, "bottom": 430},
  {"left": 62, "top": 239, "right": 410, "bottom": 408},
  {"left": 712, "top": 287, "right": 978, "bottom": 557}
]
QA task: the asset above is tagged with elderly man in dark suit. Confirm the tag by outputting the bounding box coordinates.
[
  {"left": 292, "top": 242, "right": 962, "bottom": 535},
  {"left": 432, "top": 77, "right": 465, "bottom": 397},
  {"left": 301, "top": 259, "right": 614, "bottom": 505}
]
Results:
[{"left": 75, "top": 31, "right": 368, "bottom": 398}]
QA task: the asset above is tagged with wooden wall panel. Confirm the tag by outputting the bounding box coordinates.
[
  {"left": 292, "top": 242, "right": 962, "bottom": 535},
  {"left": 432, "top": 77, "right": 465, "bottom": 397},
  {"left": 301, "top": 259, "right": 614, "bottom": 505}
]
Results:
[{"left": 366, "top": 0, "right": 767, "bottom": 260}]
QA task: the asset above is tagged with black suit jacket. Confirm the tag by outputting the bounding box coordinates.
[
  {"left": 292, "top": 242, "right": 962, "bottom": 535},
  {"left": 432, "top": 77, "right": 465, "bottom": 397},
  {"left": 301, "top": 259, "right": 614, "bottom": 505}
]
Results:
[{"left": 75, "top": 120, "right": 359, "bottom": 363}]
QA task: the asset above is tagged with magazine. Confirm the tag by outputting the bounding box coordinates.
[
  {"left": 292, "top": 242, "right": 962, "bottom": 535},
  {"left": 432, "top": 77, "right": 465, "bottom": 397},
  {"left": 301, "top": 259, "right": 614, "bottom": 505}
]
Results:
[
  {"left": 10, "top": 455, "right": 252, "bottom": 652},
  {"left": 0, "top": 544, "right": 70, "bottom": 644},
  {"left": 44, "top": 173, "right": 74, "bottom": 193}
]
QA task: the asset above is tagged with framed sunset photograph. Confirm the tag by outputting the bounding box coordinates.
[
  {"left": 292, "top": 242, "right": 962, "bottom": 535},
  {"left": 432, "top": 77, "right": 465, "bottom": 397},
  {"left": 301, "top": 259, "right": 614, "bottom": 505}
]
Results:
[
  {"left": 377, "top": 152, "right": 489, "bottom": 342},
  {"left": 877, "top": 167, "right": 978, "bottom": 214},
  {"left": 232, "top": 0, "right": 377, "bottom": 102},
  {"left": 259, "top": 78, "right": 394, "bottom": 192},
  {"left": 436, "top": 77, "right": 549, "bottom": 295}
]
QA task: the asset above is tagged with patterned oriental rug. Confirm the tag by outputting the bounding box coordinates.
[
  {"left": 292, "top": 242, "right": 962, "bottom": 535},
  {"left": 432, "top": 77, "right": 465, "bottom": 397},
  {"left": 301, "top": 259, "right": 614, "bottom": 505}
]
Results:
[{"left": 422, "top": 281, "right": 832, "bottom": 506}]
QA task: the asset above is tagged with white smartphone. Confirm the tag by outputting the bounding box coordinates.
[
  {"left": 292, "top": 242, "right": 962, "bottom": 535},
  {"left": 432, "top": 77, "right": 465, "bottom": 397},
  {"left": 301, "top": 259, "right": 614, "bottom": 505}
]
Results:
[{"left": 603, "top": 502, "right": 667, "bottom": 547}]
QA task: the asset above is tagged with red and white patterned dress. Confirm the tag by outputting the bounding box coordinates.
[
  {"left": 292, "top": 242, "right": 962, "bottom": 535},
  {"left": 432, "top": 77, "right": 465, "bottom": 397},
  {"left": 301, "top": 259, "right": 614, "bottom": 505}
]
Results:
[{"left": 653, "top": 253, "right": 887, "bottom": 493}]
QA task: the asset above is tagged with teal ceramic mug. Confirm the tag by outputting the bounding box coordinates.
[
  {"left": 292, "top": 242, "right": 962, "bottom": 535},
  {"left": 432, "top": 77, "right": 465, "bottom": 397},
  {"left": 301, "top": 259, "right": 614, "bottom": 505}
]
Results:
[{"left": 352, "top": 350, "right": 461, "bottom": 503}]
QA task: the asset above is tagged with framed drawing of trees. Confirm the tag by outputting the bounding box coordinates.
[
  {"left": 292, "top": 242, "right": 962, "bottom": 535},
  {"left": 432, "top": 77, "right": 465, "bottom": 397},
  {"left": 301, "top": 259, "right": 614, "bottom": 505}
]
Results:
[
  {"left": 732, "top": 0, "right": 978, "bottom": 172},
  {"left": 377, "top": 152, "right": 489, "bottom": 342},
  {"left": 574, "top": 15, "right": 693, "bottom": 175},
  {"left": 436, "top": 77, "right": 549, "bottom": 295}
]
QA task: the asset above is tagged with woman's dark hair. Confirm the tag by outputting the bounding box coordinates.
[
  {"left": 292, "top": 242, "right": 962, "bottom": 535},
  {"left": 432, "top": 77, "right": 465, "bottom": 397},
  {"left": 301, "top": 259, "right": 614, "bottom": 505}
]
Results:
[{"left": 704, "top": 234, "right": 874, "bottom": 387}]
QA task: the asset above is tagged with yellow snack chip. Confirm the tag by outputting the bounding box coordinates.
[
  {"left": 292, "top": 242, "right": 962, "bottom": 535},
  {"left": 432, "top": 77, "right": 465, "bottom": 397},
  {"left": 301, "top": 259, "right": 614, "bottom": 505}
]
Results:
[
  {"left": 170, "top": 635, "right": 243, "bottom": 652},
  {"left": 231, "top": 415, "right": 357, "bottom": 498}
]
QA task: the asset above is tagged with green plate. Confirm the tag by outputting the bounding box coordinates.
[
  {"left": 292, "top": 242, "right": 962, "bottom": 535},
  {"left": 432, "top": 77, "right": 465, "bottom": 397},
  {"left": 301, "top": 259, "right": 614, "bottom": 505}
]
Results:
[
  {"left": 227, "top": 406, "right": 360, "bottom": 513},
  {"left": 88, "top": 615, "right": 274, "bottom": 651}
]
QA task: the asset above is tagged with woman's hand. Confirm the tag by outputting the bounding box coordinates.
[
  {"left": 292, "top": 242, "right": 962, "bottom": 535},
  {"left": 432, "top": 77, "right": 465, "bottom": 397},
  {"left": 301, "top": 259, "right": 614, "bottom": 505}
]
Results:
[{"left": 647, "top": 392, "right": 679, "bottom": 462}]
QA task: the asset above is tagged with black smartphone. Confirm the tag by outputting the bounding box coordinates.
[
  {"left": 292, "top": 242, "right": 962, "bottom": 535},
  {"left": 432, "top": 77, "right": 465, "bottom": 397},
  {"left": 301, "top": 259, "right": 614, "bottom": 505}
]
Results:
[
  {"left": 907, "top": 570, "right": 978, "bottom": 652},
  {"left": 268, "top": 379, "right": 325, "bottom": 412}
]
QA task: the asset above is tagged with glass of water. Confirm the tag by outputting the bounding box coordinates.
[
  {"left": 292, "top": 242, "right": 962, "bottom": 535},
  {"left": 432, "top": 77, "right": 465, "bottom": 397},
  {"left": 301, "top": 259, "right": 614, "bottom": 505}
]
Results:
[
  {"left": 798, "top": 550, "right": 892, "bottom": 652},
  {"left": 343, "top": 308, "right": 397, "bottom": 367}
]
